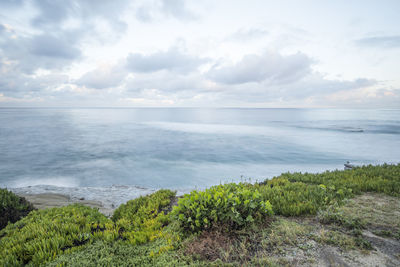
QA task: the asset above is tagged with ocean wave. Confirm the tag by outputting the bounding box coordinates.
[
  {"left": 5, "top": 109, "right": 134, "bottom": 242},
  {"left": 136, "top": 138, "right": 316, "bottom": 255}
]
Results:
[{"left": 10, "top": 176, "right": 80, "bottom": 188}]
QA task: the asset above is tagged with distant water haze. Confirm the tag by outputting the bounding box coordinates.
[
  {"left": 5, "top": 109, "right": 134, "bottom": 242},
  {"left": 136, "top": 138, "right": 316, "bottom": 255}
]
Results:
[{"left": 1, "top": 108, "right": 399, "bottom": 191}]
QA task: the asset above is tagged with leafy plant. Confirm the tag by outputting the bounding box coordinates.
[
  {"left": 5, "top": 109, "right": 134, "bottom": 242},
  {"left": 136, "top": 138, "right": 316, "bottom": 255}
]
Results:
[
  {"left": 172, "top": 183, "right": 273, "bottom": 233},
  {"left": 0, "top": 188, "right": 35, "bottom": 230},
  {"left": 256, "top": 178, "right": 350, "bottom": 216}
]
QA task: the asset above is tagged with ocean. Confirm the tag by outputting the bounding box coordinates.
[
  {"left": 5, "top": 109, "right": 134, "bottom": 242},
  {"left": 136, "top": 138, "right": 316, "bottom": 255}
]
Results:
[{"left": 1, "top": 108, "right": 399, "bottom": 206}]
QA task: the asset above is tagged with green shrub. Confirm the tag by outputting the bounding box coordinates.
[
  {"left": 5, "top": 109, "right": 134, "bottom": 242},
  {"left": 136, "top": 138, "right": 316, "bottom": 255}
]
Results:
[
  {"left": 172, "top": 183, "right": 273, "bottom": 233},
  {"left": 257, "top": 178, "right": 350, "bottom": 216},
  {"left": 278, "top": 164, "right": 400, "bottom": 197},
  {"left": 112, "top": 189, "right": 176, "bottom": 245},
  {"left": 258, "top": 164, "right": 400, "bottom": 216},
  {"left": 0, "top": 204, "right": 112, "bottom": 266},
  {"left": 0, "top": 188, "right": 35, "bottom": 230}
]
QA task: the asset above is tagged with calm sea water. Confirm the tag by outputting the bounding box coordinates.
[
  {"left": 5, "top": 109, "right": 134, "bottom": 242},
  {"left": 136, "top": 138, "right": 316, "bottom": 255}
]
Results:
[{"left": 1, "top": 108, "right": 399, "bottom": 194}]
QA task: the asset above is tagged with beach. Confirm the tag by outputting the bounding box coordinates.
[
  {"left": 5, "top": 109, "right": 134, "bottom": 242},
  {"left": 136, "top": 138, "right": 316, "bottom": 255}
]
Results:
[{"left": 15, "top": 192, "right": 114, "bottom": 216}]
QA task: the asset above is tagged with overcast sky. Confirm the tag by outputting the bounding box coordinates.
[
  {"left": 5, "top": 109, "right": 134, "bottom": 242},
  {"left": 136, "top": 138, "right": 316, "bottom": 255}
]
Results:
[{"left": 0, "top": 0, "right": 399, "bottom": 108}]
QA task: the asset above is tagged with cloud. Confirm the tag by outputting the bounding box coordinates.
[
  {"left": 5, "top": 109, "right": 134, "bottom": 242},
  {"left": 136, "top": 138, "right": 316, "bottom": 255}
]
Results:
[
  {"left": 30, "top": 0, "right": 130, "bottom": 31},
  {"left": 125, "top": 71, "right": 208, "bottom": 93},
  {"left": 77, "top": 64, "right": 127, "bottom": 89},
  {"left": 0, "top": 62, "right": 69, "bottom": 96},
  {"left": 207, "top": 51, "right": 313, "bottom": 85},
  {"left": 226, "top": 28, "right": 269, "bottom": 42},
  {"left": 135, "top": 0, "right": 197, "bottom": 22},
  {"left": 355, "top": 35, "right": 400, "bottom": 48},
  {"left": 0, "top": 31, "right": 82, "bottom": 73},
  {"left": 0, "top": 0, "right": 24, "bottom": 8},
  {"left": 29, "top": 34, "right": 81, "bottom": 59},
  {"left": 160, "top": 0, "right": 196, "bottom": 20},
  {"left": 126, "top": 47, "right": 208, "bottom": 74}
]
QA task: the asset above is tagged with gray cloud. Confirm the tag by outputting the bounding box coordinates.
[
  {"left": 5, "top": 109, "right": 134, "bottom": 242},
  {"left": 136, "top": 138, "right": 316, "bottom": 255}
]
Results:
[
  {"left": 126, "top": 47, "right": 208, "bottom": 73},
  {"left": 0, "top": 0, "right": 132, "bottom": 75},
  {"left": 161, "top": 0, "right": 196, "bottom": 20},
  {"left": 207, "top": 51, "right": 312, "bottom": 85},
  {"left": 29, "top": 34, "right": 81, "bottom": 59},
  {"left": 30, "top": 0, "right": 129, "bottom": 31},
  {"left": 0, "top": 61, "right": 69, "bottom": 96},
  {"left": 31, "top": 0, "right": 71, "bottom": 27},
  {"left": 0, "top": 0, "right": 24, "bottom": 8},
  {"left": 355, "top": 35, "right": 400, "bottom": 48},
  {"left": 0, "top": 30, "right": 82, "bottom": 73}
]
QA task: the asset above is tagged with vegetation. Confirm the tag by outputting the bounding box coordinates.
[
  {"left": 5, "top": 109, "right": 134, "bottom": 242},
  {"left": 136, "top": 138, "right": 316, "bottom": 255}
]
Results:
[
  {"left": 0, "top": 164, "right": 399, "bottom": 266},
  {"left": 279, "top": 163, "right": 400, "bottom": 197},
  {"left": 45, "top": 239, "right": 195, "bottom": 267},
  {"left": 0, "top": 188, "right": 35, "bottom": 230},
  {"left": 0, "top": 204, "right": 110, "bottom": 266},
  {"left": 257, "top": 178, "right": 348, "bottom": 216},
  {"left": 0, "top": 190, "right": 177, "bottom": 266},
  {"left": 171, "top": 183, "right": 273, "bottom": 232},
  {"left": 112, "top": 189, "right": 176, "bottom": 245}
]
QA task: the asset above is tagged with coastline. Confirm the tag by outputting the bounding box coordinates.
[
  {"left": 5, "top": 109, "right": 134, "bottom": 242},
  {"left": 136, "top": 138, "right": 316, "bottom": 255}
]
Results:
[
  {"left": 10, "top": 184, "right": 191, "bottom": 217},
  {"left": 15, "top": 192, "right": 114, "bottom": 216}
]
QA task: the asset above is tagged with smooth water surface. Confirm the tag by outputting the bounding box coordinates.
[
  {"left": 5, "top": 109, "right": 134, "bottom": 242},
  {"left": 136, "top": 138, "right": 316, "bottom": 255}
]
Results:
[{"left": 1, "top": 108, "right": 399, "bottom": 190}]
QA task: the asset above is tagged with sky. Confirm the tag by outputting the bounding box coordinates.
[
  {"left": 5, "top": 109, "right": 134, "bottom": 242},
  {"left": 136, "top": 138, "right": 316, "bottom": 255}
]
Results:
[{"left": 0, "top": 0, "right": 399, "bottom": 108}]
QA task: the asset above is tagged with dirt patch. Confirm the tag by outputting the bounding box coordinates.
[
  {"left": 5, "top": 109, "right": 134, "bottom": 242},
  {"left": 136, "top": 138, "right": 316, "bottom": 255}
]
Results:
[{"left": 184, "top": 229, "right": 235, "bottom": 261}]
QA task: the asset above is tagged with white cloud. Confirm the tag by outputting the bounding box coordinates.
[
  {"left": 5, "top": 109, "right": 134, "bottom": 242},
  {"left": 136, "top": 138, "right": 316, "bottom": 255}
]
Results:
[
  {"left": 126, "top": 47, "right": 208, "bottom": 74},
  {"left": 77, "top": 64, "right": 127, "bottom": 90},
  {"left": 207, "top": 51, "right": 312, "bottom": 85}
]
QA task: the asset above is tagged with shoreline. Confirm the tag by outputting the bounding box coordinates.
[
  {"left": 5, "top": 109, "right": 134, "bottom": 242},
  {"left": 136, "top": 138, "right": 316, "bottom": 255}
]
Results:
[
  {"left": 15, "top": 192, "right": 115, "bottom": 216},
  {"left": 10, "top": 184, "right": 191, "bottom": 216}
]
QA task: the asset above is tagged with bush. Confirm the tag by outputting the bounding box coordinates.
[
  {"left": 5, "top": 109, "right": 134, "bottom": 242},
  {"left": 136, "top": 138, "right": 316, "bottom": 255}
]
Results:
[
  {"left": 257, "top": 178, "right": 350, "bottom": 216},
  {"left": 112, "top": 189, "right": 176, "bottom": 245},
  {"left": 0, "top": 188, "right": 35, "bottom": 230},
  {"left": 0, "top": 204, "right": 112, "bottom": 266},
  {"left": 278, "top": 164, "right": 400, "bottom": 197},
  {"left": 171, "top": 183, "right": 273, "bottom": 233},
  {"left": 258, "top": 164, "right": 400, "bottom": 216}
]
